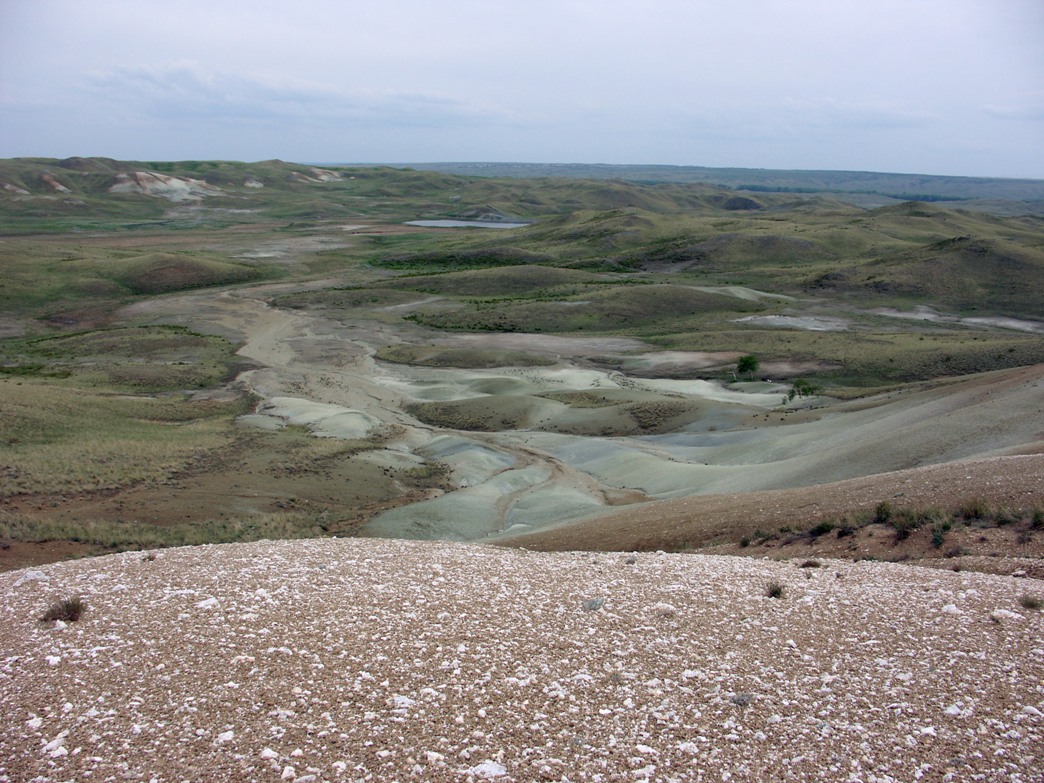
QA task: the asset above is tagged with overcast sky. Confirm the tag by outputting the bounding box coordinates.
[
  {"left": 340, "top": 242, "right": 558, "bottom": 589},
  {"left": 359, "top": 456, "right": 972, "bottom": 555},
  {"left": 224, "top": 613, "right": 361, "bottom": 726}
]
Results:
[{"left": 1, "top": 0, "right": 1041, "bottom": 178}]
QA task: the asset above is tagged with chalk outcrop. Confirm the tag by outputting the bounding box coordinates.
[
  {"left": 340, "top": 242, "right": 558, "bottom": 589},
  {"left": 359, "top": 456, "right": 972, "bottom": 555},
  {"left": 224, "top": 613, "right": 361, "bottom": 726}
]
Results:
[{"left": 108, "top": 171, "right": 225, "bottom": 201}]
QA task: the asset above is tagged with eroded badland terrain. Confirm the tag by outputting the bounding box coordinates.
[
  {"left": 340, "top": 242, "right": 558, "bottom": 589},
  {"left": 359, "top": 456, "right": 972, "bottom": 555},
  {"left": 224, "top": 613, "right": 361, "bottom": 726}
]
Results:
[
  {"left": 1, "top": 158, "right": 1043, "bottom": 780},
  {"left": 2, "top": 158, "right": 1042, "bottom": 571},
  {"left": 4, "top": 157, "right": 1039, "bottom": 572}
]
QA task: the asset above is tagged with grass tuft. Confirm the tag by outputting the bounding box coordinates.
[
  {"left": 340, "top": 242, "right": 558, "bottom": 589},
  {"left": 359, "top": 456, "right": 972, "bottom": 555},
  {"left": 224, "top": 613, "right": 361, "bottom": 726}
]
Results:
[
  {"left": 1019, "top": 595, "right": 1042, "bottom": 611},
  {"left": 40, "top": 596, "right": 84, "bottom": 623}
]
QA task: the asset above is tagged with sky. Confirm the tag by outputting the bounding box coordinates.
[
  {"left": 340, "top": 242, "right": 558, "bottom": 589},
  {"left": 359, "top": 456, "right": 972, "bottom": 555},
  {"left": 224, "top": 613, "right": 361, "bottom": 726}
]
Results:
[{"left": 1, "top": 0, "right": 1042, "bottom": 178}]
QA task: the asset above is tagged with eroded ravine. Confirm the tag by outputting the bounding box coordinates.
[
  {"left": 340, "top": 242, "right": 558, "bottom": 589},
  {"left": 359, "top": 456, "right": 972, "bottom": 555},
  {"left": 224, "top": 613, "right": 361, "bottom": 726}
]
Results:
[{"left": 121, "top": 283, "right": 1044, "bottom": 542}]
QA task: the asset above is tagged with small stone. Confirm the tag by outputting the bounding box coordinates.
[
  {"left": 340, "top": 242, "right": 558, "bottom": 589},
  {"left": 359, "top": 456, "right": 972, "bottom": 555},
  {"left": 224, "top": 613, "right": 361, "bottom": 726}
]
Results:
[{"left": 467, "top": 760, "right": 507, "bottom": 778}]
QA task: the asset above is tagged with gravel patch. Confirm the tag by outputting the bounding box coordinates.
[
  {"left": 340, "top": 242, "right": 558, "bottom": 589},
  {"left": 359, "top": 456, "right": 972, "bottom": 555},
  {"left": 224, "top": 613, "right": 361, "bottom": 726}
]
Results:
[{"left": 2, "top": 538, "right": 1041, "bottom": 781}]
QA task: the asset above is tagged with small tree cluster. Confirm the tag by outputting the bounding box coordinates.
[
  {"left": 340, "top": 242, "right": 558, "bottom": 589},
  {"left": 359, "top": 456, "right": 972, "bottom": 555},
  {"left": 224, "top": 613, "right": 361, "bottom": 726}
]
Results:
[{"left": 786, "top": 378, "right": 820, "bottom": 402}]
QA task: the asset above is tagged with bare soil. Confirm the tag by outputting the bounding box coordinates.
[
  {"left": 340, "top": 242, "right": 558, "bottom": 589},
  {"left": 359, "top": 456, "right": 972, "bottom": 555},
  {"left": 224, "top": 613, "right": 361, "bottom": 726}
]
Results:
[{"left": 499, "top": 453, "right": 1044, "bottom": 572}]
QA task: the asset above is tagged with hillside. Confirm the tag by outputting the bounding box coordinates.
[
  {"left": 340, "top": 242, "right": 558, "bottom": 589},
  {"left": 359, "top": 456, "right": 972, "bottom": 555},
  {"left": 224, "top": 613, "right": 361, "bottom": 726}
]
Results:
[{"left": 2, "top": 538, "right": 1041, "bottom": 782}]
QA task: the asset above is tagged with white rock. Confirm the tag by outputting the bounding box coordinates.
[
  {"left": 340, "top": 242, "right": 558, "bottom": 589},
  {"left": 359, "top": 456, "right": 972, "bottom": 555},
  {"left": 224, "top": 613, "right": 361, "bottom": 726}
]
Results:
[
  {"left": 14, "top": 570, "right": 49, "bottom": 587},
  {"left": 468, "top": 760, "right": 507, "bottom": 778},
  {"left": 195, "top": 597, "right": 219, "bottom": 609},
  {"left": 991, "top": 609, "right": 1022, "bottom": 622},
  {"left": 215, "top": 730, "right": 234, "bottom": 743},
  {"left": 260, "top": 748, "right": 279, "bottom": 760}
]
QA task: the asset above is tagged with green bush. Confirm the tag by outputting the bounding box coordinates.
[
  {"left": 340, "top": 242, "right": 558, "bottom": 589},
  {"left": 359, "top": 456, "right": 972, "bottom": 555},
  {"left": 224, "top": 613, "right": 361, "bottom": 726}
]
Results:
[
  {"left": 874, "top": 502, "right": 894, "bottom": 525},
  {"left": 808, "top": 521, "right": 835, "bottom": 538}
]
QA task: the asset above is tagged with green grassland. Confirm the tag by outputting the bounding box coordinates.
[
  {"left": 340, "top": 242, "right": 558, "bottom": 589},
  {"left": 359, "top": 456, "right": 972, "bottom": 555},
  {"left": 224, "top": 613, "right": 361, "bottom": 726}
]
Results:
[
  {"left": 5, "top": 157, "right": 1040, "bottom": 387},
  {"left": 0, "top": 238, "right": 275, "bottom": 328}
]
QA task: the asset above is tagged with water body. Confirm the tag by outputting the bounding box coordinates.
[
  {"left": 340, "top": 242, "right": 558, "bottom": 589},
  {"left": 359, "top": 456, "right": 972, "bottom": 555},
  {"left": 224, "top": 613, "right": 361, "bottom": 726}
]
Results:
[{"left": 404, "top": 219, "right": 531, "bottom": 229}]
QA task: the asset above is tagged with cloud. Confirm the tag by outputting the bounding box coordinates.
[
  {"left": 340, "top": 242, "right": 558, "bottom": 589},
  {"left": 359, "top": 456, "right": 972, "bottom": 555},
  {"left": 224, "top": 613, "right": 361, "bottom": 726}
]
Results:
[
  {"left": 86, "top": 61, "right": 516, "bottom": 129},
  {"left": 669, "top": 98, "right": 937, "bottom": 145},
  {"left": 981, "top": 93, "right": 1044, "bottom": 121}
]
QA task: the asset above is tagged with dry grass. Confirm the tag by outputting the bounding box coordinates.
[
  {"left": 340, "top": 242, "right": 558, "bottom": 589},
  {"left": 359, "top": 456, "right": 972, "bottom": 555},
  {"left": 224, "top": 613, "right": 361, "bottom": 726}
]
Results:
[
  {"left": 40, "top": 596, "right": 84, "bottom": 622},
  {"left": 0, "top": 379, "right": 244, "bottom": 496},
  {"left": 0, "top": 509, "right": 338, "bottom": 551}
]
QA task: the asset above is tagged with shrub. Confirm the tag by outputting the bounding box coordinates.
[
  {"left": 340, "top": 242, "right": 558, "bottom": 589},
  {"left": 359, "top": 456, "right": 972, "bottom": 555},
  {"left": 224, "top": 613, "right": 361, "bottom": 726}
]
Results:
[
  {"left": 799, "top": 560, "right": 821, "bottom": 568},
  {"left": 995, "top": 508, "right": 1019, "bottom": 526},
  {"left": 874, "top": 502, "right": 893, "bottom": 525},
  {"left": 766, "top": 581, "right": 785, "bottom": 599},
  {"left": 1019, "top": 595, "right": 1042, "bottom": 611},
  {"left": 957, "top": 498, "right": 989, "bottom": 521},
  {"left": 40, "top": 596, "right": 84, "bottom": 623},
  {"left": 891, "top": 510, "right": 919, "bottom": 540},
  {"left": 808, "top": 521, "right": 834, "bottom": 538}
]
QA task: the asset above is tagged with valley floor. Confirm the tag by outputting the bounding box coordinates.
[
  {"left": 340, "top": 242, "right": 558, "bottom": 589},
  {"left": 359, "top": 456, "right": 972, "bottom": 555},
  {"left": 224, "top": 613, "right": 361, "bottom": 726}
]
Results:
[{"left": 4, "top": 265, "right": 1043, "bottom": 571}]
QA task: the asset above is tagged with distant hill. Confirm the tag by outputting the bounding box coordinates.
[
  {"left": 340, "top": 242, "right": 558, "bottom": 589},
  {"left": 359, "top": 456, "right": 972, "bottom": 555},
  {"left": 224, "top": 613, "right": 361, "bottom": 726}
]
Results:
[
  {"left": 0, "top": 156, "right": 843, "bottom": 230},
  {"left": 374, "top": 162, "right": 1044, "bottom": 214}
]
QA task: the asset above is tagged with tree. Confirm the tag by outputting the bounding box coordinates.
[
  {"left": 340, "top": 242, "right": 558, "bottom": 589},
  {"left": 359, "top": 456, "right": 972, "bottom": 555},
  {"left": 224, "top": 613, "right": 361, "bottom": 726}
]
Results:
[
  {"left": 736, "top": 354, "right": 759, "bottom": 380},
  {"left": 787, "top": 378, "right": 820, "bottom": 401}
]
